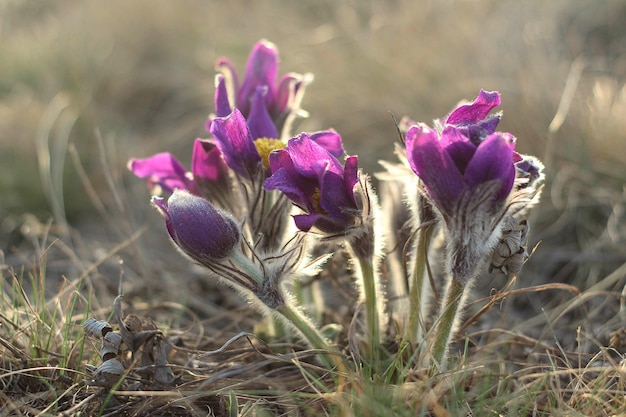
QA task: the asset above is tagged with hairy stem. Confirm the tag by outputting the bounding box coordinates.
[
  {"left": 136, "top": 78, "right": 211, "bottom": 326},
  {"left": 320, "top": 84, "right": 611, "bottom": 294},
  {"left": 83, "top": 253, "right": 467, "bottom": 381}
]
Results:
[
  {"left": 429, "top": 276, "right": 466, "bottom": 371},
  {"left": 406, "top": 224, "right": 434, "bottom": 344},
  {"left": 358, "top": 255, "right": 381, "bottom": 355},
  {"left": 276, "top": 303, "right": 346, "bottom": 375}
]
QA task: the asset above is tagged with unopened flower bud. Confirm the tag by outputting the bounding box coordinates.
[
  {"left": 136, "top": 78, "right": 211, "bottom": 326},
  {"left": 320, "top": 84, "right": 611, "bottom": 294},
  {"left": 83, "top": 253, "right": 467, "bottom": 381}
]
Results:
[{"left": 152, "top": 190, "right": 241, "bottom": 262}]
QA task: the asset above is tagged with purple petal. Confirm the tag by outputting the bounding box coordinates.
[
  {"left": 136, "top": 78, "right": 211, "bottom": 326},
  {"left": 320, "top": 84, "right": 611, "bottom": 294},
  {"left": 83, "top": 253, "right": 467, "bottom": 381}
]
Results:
[
  {"left": 267, "top": 147, "right": 293, "bottom": 174},
  {"left": 343, "top": 155, "right": 359, "bottom": 200},
  {"left": 308, "top": 129, "right": 345, "bottom": 158},
  {"left": 293, "top": 213, "right": 321, "bottom": 232},
  {"left": 216, "top": 57, "right": 239, "bottom": 88},
  {"left": 128, "top": 153, "right": 192, "bottom": 193},
  {"left": 287, "top": 134, "right": 343, "bottom": 178},
  {"left": 191, "top": 138, "right": 228, "bottom": 182},
  {"left": 247, "top": 86, "right": 278, "bottom": 140},
  {"left": 446, "top": 90, "right": 501, "bottom": 125},
  {"left": 237, "top": 40, "right": 278, "bottom": 116},
  {"left": 274, "top": 73, "right": 301, "bottom": 115},
  {"left": 318, "top": 161, "right": 346, "bottom": 218},
  {"left": 464, "top": 133, "right": 516, "bottom": 202},
  {"left": 151, "top": 196, "right": 175, "bottom": 239},
  {"left": 440, "top": 126, "right": 472, "bottom": 148},
  {"left": 313, "top": 156, "right": 359, "bottom": 225},
  {"left": 210, "top": 108, "right": 261, "bottom": 177},
  {"left": 405, "top": 124, "right": 467, "bottom": 213},
  {"left": 214, "top": 74, "right": 232, "bottom": 117},
  {"left": 319, "top": 171, "right": 357, "bottom": 224},
  {"left": 466, "top": 113, "right": 501, "bottom": 139},
  {"left": 264, "top": 164, "right": 316, "bottom": 212},
  {"left": 440, "top": 127, "right": 476, "bottom": 174},
  {"left": 514, "top": 153, "right": 543, "bottom": 187}
]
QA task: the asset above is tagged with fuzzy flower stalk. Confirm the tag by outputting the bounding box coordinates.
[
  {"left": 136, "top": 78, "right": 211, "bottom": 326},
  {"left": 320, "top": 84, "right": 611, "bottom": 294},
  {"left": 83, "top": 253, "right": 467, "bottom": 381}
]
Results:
[
  {"left": 152, "top": 190, "right": 344, "bottom": 372},
  {"left": 378, "top": 143, "right": 439, "bottom": 344},
  {"left": 264, "top": 133, "right": 386, "bottom": 364},
  {"left": 129, "top": 40, "right": 352, "bottom": 374},
  {"left": 404, "top": 90, "right": 544, "bottom": 370}
]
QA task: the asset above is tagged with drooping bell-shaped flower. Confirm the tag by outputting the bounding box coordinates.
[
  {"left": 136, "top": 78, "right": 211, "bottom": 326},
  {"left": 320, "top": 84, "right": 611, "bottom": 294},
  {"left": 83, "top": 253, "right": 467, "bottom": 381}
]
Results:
[
  {"left": 152, "top": 190, "right": 298, "bottom": 310},
  {"left": 152, "top": 190, "right": 241, "bottom": 262},
  {"left": 403, "top": 90, "right": 545, "bottom": 368},
  {"left": 264, "top": 133, "right": 360, "bottom": 235},
  {"left": 265, "top": 131, "right": 384, "bottom": 345}
]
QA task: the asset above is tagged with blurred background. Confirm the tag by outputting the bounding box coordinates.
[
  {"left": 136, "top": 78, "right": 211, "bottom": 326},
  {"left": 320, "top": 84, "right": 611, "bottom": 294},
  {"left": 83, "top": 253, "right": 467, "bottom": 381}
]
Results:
[{"left": 1, "top": 0, "right": 625, "bottom": 311}]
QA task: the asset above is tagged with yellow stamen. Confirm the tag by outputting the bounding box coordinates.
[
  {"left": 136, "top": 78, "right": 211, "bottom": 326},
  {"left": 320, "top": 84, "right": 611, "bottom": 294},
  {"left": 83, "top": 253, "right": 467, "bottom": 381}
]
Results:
[
  {"left": 310, "top": 188, "right": 326, "bottom": 214},
  {"left": 254, "top": 138, "right": 286, "bottom": 170}
]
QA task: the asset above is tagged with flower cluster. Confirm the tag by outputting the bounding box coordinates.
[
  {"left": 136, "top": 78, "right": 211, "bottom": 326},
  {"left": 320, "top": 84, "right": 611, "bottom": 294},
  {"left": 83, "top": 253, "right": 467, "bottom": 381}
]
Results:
[
  {"left": 397, "top": 90, "right": 544, "bottom": 368},
  {"left": 128, "top": 41, "right": 544, "bottom": 373},
  {"left": 264, "top": 133, "right": 360, "bottom": 235}
]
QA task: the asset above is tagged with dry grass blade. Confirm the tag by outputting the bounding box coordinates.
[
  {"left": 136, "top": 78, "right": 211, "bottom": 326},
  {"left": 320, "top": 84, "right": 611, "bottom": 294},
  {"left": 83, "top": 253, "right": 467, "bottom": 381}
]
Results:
[{"left": 459, "top": 282, "right": 581, "bottom": 335}]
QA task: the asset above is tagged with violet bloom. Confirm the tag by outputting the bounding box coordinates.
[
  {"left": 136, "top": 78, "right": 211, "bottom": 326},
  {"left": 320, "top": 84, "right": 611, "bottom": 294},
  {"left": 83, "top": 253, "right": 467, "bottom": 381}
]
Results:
[
  {"left": 406, "top": 125, "right": 516, "bottom": 217},
  {"left": 153, "top": 189, "right": 301, "bottom": 309},
  {"left": 128, "top": 152, "right": 194, "bottom": 195},
  {"left": 128, "top": 139, "right": 229, "bottom": 196},
  {"left": 443, "top": 90, "right": 546, "bottom": 211},
  {"left": 405, "top": 123, "right": 516, "bottom": 282},
  {"left": 440, "top": 89, "right": 545, "bottom": 195},
  {"left": 264, "top": 133, "right": 360, "bottom": 235},
  {"left": 213, "top": 39, "right": 312, "bottom": 138},
  {"left": 211, "top": 107, "right": 345, "bottom": 179},
  {"left": 152, "top": 190, "right": 241, "bottom": 262}
]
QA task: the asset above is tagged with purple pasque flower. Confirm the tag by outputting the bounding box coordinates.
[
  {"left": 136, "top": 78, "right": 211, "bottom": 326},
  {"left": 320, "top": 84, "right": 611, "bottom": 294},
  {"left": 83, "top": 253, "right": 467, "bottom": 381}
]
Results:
[
  {"left": 128, "top": 139, "right": 229, "bottom": 197},
  {"left": 152, "top": 190, "right": 241, "bottom": 262},
  {"left": 405, "top": 122, "right": 516, "bottom": 282},
  {"left": 406, "top": 124, "right": 516, "bottom": 217},
  {"left": 128, "top": 152, "right": 194, "bottom": 195},
  {"left": 210, "top": 106, "right": 345, "bottom": 179},
  {"left": 264, "top": 133, "right": 359, "bottom": 234},
  {"left": 213, "top": 39, "right": 312, "bottom": 138},
  {"left": 220, "top": 40, "right": 278, "bottom": 118},
  {"left": 153, "top": 190, "right": 308, "bottom": 310}
]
